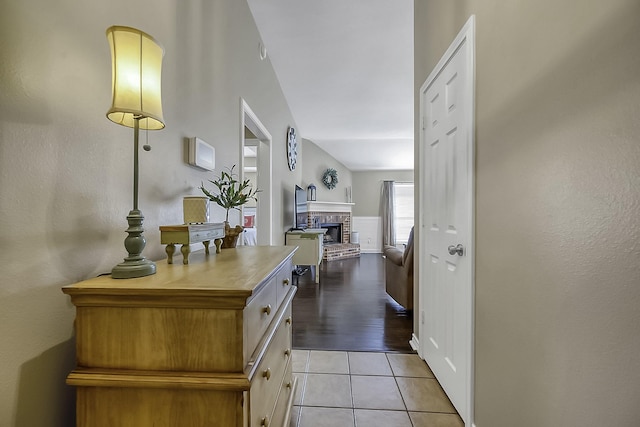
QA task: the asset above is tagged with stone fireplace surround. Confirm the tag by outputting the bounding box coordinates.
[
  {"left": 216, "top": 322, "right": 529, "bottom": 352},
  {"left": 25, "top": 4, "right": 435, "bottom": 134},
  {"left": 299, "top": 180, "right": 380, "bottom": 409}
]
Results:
[{"left": 306, "top": 201, "right": 360, "bottom": 261}]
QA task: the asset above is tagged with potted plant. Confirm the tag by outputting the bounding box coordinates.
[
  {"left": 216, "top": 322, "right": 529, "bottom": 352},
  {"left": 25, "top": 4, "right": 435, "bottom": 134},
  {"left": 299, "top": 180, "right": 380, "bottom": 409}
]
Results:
[{"left": 199, "top": 165, "right": 260, "bottom": 248}]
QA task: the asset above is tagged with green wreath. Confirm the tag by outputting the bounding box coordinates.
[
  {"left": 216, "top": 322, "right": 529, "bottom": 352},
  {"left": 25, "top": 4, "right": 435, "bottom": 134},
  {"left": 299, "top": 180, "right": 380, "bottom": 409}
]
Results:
[{"left": 322, "top": 168, "right": 338, "bottom": 189}]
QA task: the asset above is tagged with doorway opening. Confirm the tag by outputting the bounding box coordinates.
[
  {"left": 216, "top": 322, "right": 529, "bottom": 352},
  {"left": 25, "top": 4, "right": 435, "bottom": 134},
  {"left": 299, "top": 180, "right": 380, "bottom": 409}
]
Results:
[{"left": 240, "top": 99, "right": 272, "bottom": 245}]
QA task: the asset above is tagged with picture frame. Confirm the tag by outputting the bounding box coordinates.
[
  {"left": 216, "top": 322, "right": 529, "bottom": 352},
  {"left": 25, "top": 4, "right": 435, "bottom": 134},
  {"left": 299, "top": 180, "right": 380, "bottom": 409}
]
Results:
[{"left": 188, "top": 137, "right": 215, "bottom": 171}]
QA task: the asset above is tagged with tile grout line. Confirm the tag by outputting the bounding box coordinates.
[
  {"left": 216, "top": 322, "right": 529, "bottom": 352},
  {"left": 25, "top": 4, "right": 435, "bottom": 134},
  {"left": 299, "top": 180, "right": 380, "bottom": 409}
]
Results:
[
  {"left": 292, "top": 350, "right": 310, "bottom": 427},
  {"left": 298, "top": 350, "right": 458, "bottom": 427},
  {"left": 386, "top": 352, "right": 416, "bottom": 427},
  {"left": 347, "top": 352, "right": 355, "bottom": 426}
]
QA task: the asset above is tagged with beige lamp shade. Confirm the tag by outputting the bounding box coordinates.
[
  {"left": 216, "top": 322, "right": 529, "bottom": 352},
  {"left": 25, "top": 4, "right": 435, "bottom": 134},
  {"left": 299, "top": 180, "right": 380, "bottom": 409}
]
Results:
[{"left": 106, "top": 26, "right": 165, "bottom": 130}]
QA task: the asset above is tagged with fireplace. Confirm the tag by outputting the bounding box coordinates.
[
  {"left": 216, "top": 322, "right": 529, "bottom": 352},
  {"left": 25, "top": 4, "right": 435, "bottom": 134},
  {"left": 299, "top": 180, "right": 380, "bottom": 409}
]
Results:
[
  {"left": 305, "top": 202, "right": 360, "bottom": 261},
  {"left": 321, "top": 223, "right": 342, "bottom": 245}
]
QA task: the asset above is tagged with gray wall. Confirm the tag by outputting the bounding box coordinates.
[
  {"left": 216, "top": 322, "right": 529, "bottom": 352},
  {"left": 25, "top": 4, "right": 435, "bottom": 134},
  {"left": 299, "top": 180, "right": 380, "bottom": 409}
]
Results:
[
  {"left": 415, "top": 1, "right": 640, "bottom": 426},
  {"left": 0, "top": 0, "right": 300, "bottom": 424},
  {"left": 300, "top": 138, "right": 353, "bottom": 203},
  {"left": 351, "top": 170, "right": 414, "bottom": 216}
]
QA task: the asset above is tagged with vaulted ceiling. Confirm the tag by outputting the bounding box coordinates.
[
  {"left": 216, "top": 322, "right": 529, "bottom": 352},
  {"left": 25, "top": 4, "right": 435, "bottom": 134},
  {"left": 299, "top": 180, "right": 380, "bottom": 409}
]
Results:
[{"left": 247, "top": 0, "right": 414, "bottom": 171}]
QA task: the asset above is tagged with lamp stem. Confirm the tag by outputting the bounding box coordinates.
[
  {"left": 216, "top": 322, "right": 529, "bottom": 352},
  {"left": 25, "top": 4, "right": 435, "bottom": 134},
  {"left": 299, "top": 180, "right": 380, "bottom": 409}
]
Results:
[
  {"left": 133, "top": 117, "right": 140, "bottom": 211},
  {"left": 111, "top": 116, "right": 156, "bottom": 279}
]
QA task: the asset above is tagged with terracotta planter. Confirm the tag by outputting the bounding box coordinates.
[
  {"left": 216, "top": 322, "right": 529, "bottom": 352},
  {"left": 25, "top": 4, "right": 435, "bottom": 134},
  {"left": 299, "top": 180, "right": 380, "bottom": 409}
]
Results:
[{"left": 222, "top": 222, "right": 244, "bottom": 248}]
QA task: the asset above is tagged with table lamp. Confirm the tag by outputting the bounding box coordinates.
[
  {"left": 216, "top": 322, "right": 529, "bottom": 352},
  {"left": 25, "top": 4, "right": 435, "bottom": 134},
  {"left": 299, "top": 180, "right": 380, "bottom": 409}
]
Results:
[{"left": 106, "top": 26, "right": 164, "bottom": 279}]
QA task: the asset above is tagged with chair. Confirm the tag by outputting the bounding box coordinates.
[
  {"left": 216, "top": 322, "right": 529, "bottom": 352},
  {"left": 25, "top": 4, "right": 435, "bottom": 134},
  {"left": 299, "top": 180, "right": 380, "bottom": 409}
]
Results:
[{"left": 383, "top": 227, "right": 414, "bottom": 310}]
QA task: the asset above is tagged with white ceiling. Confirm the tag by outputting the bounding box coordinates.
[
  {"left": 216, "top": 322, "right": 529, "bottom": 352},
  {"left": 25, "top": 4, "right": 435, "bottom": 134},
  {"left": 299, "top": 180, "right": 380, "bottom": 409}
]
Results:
[{"left": 247, "top": 0, "right": 414, "bottom": 171}]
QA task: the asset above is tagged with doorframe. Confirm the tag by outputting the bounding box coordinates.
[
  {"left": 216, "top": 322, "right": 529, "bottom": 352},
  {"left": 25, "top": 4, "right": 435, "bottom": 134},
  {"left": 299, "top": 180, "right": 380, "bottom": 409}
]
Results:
[
  {"left": 240, "top": 98, "right": 273, "bottom": 245},
  {"left": 417, "top": 15, "right": 475, "bottom": 426}
]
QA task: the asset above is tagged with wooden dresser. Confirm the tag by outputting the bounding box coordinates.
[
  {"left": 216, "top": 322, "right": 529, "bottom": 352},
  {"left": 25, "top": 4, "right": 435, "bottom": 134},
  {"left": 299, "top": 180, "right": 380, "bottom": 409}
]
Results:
[{"left": 62, "top": 246, "right": 297, "bottom": 427}]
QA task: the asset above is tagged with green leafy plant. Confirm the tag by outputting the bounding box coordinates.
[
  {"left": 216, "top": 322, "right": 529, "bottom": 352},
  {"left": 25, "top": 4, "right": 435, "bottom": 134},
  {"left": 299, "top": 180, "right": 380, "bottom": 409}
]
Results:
[{"left": 199, "top": 165, "right": 260, "bottom": 223}]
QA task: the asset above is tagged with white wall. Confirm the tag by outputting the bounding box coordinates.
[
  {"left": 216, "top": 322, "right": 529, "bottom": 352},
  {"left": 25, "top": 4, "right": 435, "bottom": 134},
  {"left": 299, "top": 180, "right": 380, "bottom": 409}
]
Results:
[
  {"left": 0, "top": 0, "right": 300, "bottom": 424},
  {"left": 352, "top": 216, "right": 382, "bottom": 253},
  {"left": 415, "top": 0, "right": 640, "bottom": 425}
]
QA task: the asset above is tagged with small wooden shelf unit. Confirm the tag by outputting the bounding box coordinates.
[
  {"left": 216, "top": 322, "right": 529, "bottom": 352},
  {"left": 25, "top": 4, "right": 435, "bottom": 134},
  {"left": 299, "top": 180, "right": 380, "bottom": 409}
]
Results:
[{"left": 285, "top": 229, "right": 325, "bottom": 283}]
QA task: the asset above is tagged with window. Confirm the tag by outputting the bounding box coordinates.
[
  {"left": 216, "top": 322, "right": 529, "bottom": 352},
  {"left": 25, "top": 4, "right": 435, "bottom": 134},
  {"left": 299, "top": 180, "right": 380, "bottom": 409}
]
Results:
[{"left": 393, "top": 182, "right": 414, "bottom": 245}]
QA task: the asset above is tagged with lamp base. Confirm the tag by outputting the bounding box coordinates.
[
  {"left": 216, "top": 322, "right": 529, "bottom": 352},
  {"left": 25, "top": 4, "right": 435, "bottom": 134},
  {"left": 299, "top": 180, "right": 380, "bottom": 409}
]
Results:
[
  {"left": 112, "top": 258, "right": 156, "bottom": 279},
  {"left": 112, "top": 209, "right": 157, "bottom": 279}
]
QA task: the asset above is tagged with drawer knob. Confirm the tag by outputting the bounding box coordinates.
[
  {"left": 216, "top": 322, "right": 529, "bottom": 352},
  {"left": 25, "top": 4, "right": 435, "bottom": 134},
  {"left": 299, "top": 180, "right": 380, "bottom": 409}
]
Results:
[
  {"left": 284, "top": 349, "right": 291, "bottom": 357},
  {"left": 262, "top": 304, "right": 272, "bottom": 316},
  {"left": 285, "top": 317, "right": 292, "bottom": 325},
  {"left": 286, "top": 381, "right": 293, "bottom": 389},
  {"left": 262, "top": 368, "right": 271, "bottom": 380},
  {"left": 283, "top": 278, "right": 290, "bottom": 286},
  {"left": 261, "top": 416, "right": 269, "bottom": 426}
]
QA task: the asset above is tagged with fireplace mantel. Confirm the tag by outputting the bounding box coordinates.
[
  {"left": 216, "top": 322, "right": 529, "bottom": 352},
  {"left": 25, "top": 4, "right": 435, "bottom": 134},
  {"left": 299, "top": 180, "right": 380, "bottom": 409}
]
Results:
[{"left": 306, "top": 201, "right": 355, "bottom": 213}]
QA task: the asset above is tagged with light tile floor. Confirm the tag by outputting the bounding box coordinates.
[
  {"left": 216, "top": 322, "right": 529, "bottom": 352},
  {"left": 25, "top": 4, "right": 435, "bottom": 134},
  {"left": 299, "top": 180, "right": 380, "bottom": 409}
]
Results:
[{"left": 290, "top": 350, "right": 464, "bottom": 427}]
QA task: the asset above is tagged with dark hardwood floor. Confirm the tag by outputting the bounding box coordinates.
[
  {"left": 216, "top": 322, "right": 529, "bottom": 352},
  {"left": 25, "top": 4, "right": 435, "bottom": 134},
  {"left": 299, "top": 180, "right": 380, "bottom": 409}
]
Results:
[{"left": 292, "top": 253, "right": 414, "bottom": 353}]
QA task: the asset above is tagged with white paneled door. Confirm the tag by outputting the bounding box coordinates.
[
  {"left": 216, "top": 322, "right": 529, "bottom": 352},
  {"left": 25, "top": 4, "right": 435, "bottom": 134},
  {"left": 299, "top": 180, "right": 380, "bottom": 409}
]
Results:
[{"left": 418, "top": 16, "right": 475, "bottom": 425}]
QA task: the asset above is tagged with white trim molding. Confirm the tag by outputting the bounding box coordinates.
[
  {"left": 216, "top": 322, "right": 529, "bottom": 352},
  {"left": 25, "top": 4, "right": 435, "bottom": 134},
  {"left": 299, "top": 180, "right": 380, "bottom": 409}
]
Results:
[
  {"left": 352, "top": 216, "right": 382, "bottom": 253},
  {"left": 240, "top": 98, "right": 273, "bottom": 245},
  {"left": 410, "top": 333, "right": 420, "bottom": 352},
  {"left": 307, "top": 201, "right": 354, "bottom": 213}
]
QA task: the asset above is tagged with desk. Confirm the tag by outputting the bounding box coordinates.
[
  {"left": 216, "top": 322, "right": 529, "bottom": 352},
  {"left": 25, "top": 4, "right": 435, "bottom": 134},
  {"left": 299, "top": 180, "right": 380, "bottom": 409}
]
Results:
[
  {"left": 285, "top": 229, "right": 326, "bottom": 283},
  {"left": 160, "top": 223, "right": 225, "bottom": 264}
]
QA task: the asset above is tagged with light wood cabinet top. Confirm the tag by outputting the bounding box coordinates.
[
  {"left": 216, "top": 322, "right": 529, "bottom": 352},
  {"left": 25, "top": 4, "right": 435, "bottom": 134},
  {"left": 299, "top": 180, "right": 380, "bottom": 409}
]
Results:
[{"left": 62, "top": 246, "right": 296, "bottom": 308}]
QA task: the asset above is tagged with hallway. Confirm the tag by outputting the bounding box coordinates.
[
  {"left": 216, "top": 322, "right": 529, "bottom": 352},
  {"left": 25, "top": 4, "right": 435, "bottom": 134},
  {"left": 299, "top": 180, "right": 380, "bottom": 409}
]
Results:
[{"left": 290, "top": 254, "right": 462, "bottom": 426}]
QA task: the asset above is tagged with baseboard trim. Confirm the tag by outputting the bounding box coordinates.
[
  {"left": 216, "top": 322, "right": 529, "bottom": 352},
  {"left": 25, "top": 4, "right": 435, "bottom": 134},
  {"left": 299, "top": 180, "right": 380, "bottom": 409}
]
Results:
[{"left": 409, "top": 333, "right": 419, "bottom": 352}]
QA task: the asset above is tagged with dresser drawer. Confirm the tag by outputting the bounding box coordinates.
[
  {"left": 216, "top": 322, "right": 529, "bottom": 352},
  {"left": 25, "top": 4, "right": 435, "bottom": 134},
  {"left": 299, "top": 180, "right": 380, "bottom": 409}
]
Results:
[
  {"left": 275, "top": 259, "right": 294, "bottom": 308},
  {"left": 190, "top": 227, "right": 224, "bottom": 241},
  {"left": 244, "top": 277, "right": 278, "bottom": 355},
  {"left": 271, "top": 361, "right": 295, "bottom": 427},
  {"left": 249, "top": 305, "right": 292, "bottom": 427}
]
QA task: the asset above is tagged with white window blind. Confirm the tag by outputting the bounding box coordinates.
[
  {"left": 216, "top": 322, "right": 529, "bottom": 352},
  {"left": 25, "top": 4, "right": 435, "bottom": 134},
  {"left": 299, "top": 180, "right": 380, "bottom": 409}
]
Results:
[{"left": 393, "top": 182, "right": 414, "bottom": 244}]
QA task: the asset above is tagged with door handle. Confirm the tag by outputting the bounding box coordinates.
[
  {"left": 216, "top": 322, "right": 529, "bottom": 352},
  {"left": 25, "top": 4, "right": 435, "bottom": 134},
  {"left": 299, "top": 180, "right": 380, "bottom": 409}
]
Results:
[{"left": 448, "top": 244, "right": 464, "bottom": 256}]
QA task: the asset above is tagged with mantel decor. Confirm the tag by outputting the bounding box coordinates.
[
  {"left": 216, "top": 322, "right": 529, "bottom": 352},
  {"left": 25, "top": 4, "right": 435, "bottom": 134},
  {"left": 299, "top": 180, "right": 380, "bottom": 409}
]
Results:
[
  {"left": 199, "top": 165, "right": 259, "bottom": 248},
  {"left": 322, "top": 168, "right": 338, "bottom": 190},
  {"left": 106, "top": 26, "right": 165, "bottom": 279},
  {"left": 307, "top": 183, "right": 317, "bottom": 201}
]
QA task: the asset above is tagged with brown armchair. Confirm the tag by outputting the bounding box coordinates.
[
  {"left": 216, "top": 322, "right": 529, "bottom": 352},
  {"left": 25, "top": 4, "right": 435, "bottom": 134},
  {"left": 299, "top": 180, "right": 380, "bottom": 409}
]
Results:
[{"left": 383, "top": 227, "right": 414, "bottom": 310}]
